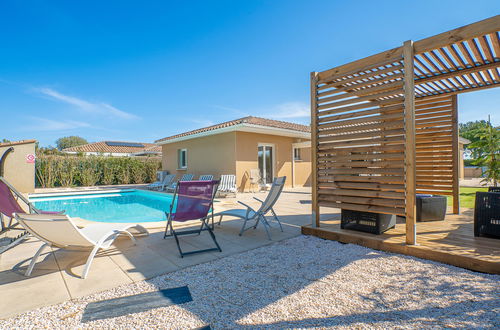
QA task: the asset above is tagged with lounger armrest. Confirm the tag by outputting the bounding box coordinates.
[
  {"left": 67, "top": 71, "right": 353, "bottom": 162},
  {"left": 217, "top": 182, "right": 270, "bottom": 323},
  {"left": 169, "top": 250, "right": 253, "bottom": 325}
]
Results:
[
  {"left": 253, "top": 197, "right": 264, "bottom": 204},
  {"left": 237, "top": 201, "right": 256, "bottom": 217}
]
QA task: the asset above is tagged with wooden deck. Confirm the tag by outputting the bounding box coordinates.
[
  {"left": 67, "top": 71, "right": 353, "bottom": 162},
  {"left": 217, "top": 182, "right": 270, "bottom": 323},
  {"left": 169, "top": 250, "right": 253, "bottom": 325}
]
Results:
[{"left": 302, "top": 209, "right": 500, "bottom": 274}]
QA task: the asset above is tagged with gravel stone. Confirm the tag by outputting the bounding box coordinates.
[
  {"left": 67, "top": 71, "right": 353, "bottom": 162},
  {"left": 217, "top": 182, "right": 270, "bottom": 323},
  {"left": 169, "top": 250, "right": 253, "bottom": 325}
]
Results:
[{"left": 1, "top": 236, "right": 498, "bottom": 329}]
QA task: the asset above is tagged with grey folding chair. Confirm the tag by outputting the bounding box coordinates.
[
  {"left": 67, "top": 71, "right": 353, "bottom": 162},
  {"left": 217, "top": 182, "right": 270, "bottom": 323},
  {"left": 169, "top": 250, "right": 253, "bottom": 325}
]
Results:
[{"left": 215, "top": 176, "right": 286, "bottom": 240}]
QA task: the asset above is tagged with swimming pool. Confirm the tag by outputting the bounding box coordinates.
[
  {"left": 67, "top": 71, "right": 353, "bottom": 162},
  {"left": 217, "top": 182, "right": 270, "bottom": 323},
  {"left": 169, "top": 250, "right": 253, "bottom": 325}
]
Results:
[{"left": 30, "top": 190, "right": 174, "bottom": 223}]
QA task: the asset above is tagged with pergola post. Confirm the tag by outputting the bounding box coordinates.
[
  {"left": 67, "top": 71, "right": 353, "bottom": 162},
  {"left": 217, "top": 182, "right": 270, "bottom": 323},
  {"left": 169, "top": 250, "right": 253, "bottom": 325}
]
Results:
[
  {"left": 451, "top": 95, "right": 460, "bottom": 214},
  {"left": 403, "top": 40, "right": 417, "bottom": 245},
  {"left": 310, "top": 71, "right": 320, "bottom": 228}
]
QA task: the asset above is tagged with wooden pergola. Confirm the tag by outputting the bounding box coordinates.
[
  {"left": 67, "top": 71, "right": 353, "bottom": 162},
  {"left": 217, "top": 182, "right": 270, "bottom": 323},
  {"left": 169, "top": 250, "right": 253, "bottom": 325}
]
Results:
[{"left": 310, "top": 16, "right": 500, "bottom": 245}]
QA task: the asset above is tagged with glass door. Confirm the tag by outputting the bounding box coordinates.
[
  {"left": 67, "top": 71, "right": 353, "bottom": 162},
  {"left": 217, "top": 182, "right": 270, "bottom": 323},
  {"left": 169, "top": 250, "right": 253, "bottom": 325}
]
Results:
[{"left": 258, "top": 144, "right": 274, "bottom": 184}]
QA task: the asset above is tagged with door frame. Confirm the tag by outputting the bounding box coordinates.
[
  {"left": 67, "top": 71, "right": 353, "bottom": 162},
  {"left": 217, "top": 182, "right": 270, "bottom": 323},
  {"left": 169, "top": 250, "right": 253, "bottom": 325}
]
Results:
[{"left": 257, "top": 143, "right": 275, "bottom": 185}]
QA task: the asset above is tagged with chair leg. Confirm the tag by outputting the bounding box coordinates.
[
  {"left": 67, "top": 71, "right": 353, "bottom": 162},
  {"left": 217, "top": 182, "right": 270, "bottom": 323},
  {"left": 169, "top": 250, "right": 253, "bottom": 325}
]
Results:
[
  {"left": 117, "top": 230, "right": 137, "bottom": 244},
  {"left": 203, "top": 219, "right": 222, "bottom": 252},
  {"left": 271, "top": 209, "right": 283, "bottom": 232},
  {"left": 260, "top": 215, "right": 272, "bottom": 240},
  {"left": 239, "top": 217, "right": 249, "bottom": 236},
  {"left": 164, "top": 218, "right": 172, "bottom": 238},
  {"left": 218, "top": 215, "right": 223, "bottom": 225},
  {"left": 25, "top": 243, "right": 49, "bottom": 276},
  {"left": 170, "top": 228, "right": 184, "bottom": 258},
  {"left": 82, "top": 244, "right": 101, "bottom": 279}
]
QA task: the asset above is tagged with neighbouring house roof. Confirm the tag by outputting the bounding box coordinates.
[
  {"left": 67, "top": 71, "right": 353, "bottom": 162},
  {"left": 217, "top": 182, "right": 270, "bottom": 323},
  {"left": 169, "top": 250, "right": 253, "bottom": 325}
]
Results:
[
  {"left": 63, "top": 141, "right": 162, "bottom": 155},
  {"left": 155, "top": 116, "right": 311, "bottom": 145}
]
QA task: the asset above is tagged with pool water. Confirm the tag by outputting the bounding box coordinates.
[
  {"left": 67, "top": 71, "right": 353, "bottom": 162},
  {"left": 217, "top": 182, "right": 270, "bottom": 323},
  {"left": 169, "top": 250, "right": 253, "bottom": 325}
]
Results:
[{"left": 30, "top": 190, "right": 174, "bottom": 223}]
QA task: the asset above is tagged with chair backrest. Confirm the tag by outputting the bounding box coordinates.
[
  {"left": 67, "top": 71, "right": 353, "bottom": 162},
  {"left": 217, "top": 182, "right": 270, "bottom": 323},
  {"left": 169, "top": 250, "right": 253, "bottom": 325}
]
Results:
[
  {"left": 0, "top": 177, "right": 28, "bottom": 218},
  {"left": 180, "top": 174, "right": 194, "bottom": 181},
  {"left": 199, "top": 175, "right": 214, "bottom": 181},
  {"left": 257, "top": 176, "right": 286, "bottom": 214},
  {"left": 219, "top": 175, "right": 236, "bottom": 191},
  {"left": 14, "top": 213, "right": 94, "bottom": 248},
  {"left": 171, "top": 180, "right": 219, "bottom": 222},
  {"left": 488, "top": 186, "right": 500, "bottom": 193},
  {"left": 249, "top": 169, "right": 261, "bottom": 184},
  {"left": 161, "top": 174, "right": 176, "bottom": 185}
]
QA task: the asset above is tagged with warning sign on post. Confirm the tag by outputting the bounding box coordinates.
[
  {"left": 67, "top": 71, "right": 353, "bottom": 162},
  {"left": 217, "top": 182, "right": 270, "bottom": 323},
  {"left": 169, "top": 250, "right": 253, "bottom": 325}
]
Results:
[{"left": 26, "top": 154, "right": 35, "bottom": 163}]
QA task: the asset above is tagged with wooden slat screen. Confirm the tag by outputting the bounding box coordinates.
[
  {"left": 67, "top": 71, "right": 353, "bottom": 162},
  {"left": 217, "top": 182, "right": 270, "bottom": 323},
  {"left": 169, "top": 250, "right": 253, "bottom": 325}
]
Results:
[
  {"left": 415, "top": 95, "right": 455, "bottom": 195},
  {"left": 313, "top": 59, "right": 407, "bottom": 216}
]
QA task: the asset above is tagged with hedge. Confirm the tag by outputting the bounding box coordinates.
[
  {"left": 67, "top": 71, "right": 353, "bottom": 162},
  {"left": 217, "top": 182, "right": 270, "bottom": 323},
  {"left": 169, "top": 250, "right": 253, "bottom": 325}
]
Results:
[{"left": 35, "top": 155, "right": 162, "bottom": 188}]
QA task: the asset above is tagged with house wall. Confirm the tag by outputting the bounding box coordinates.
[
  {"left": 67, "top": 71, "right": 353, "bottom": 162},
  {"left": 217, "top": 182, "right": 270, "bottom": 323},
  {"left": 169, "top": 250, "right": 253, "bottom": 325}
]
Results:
[
  {"left": 235, "top": 132, "right": 311, "bottom": 191},
  {"left": 161, "top": 132, "right": 236, "bottom": 179},
  {"left": 0, "top": 140, "right": 36, "bottom": 193},
  {"left": 160, "top": 131, "right": 312, "bottom": 192},
  {"left": 293, "top": 147, "right": 312, "bottom": 187}
]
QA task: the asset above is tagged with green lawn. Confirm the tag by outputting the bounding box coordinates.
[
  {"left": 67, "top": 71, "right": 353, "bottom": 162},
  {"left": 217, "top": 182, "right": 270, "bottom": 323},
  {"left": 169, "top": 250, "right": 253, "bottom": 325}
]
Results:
[{"left": 445, "top": 186, "right": 489, "bottom": 209}]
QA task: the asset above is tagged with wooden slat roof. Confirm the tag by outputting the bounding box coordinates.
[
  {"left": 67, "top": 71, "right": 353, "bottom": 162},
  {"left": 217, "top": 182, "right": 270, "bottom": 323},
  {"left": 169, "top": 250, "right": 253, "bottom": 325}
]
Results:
[{"left": 316, "top": 15, "right": 500, "bottom": 99}]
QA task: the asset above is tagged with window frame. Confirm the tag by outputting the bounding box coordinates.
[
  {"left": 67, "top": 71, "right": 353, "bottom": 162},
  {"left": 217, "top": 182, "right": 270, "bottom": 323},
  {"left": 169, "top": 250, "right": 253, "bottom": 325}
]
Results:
[
  {"left": 293, "top": 148, "right": 302, "bottom": 161},
  {"left": 177, "top": 148, "right": 188, "bottom": 169}
]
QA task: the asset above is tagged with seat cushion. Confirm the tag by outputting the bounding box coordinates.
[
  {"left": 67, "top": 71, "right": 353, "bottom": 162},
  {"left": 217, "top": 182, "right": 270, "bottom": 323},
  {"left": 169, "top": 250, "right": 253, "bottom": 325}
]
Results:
[{"left": 216, "top": 209, "right": 256, "bottom": 219}]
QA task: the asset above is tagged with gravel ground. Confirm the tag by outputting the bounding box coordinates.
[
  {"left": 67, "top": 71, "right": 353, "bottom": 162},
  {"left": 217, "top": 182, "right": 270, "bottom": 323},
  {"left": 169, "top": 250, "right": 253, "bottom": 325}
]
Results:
[{"left": 1, "top": 236, "right": 499, "bottom": 329}]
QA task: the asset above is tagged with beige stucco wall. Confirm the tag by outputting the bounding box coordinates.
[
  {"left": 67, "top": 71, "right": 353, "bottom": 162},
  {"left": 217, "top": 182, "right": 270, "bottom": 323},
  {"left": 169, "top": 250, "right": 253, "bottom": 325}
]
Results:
[
  {"left": 159, "top": 131, "right": 312, "bottom": 192},
  {"left": 161, "top": 132, "right": 236, "bottom": 179},
  {"left": 293, "top": 147, "right": 312, "bottom": 187},
  {"left": 0, "top": 140, "right": 36, "bottom": 193},
  {"left": 235, "top": 132, "right": 311, "bottom": 191}
]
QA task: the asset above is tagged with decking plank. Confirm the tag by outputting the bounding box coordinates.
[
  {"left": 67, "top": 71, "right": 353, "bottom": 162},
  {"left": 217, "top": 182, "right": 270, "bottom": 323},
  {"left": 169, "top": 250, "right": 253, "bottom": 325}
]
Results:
[{"left": 302, "top": 211, "right": 500, "bottom": 274}]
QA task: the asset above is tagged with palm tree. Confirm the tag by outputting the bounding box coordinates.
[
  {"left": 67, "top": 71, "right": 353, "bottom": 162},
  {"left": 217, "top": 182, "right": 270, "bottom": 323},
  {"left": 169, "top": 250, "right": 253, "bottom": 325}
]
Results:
[{"left": 470, "top": 116, "right": 500, "bottom": 187}]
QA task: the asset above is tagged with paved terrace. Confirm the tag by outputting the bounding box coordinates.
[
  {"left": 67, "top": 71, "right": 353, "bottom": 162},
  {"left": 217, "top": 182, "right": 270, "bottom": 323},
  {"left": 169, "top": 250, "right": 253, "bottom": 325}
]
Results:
[{"left": 0, "top": 186, "right": 338, "bottom": 318}]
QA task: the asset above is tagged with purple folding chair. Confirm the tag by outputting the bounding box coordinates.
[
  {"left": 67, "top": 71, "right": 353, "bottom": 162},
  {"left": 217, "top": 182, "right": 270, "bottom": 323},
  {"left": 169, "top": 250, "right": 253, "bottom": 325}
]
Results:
[
  {"left": 163, "top": 180, "right": 221, "bottom": 257},
  {"left": 0, "top": 177, "right": 63, "bottom": 233}
]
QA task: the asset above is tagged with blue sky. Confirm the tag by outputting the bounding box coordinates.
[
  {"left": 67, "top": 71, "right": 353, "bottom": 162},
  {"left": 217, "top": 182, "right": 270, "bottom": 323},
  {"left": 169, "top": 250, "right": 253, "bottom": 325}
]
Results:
[{"left": 0, "top": 0, "right": 498, "bottom": 147}]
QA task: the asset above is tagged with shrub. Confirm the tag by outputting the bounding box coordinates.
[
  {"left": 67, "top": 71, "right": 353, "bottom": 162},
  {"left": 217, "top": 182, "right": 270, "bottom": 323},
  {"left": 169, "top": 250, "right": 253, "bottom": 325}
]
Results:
[{"left": 35, "top": 155, "right": 161, "bottom": 188}]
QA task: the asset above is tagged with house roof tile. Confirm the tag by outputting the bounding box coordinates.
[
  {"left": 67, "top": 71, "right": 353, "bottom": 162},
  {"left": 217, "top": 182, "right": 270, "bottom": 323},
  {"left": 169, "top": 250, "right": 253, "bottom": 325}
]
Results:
[
  {"left": 63, "top": 141, "right": 161, "bottom": 154},
  {"left": 155, "top": 116, "right": 310, "bottom": 143}
]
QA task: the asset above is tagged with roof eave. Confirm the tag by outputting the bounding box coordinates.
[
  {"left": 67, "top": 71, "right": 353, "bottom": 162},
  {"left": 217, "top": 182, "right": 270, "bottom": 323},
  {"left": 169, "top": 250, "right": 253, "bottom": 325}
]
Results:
[{"left": 156, "top": 123, "right": 311, "bottom": 145}]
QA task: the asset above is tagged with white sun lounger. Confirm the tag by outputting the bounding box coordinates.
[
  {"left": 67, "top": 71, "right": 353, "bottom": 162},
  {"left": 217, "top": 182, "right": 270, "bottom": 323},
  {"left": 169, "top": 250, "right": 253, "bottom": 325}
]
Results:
[
  {"left": 218, "top": 175, "right": 237, "bottom": 196},
  {"left": 215, "top": 176, "right": 286, "bottom": 240},
  {"left": 14, "top": 213, "right": 149, "bottom": 279},
  {"left": 165, "top": 174, "right": 194, "bottom": 192},
  {"left": 147, "top": 174, "right": 175, "bottom": 191}
]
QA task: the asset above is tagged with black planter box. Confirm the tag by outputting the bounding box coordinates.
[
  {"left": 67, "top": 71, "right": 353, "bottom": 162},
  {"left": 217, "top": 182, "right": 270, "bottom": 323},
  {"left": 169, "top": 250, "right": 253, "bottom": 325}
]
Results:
[
  {"left": 341, "top": 209, "right": 396, "bottom": 235},
  {"left": 474, "top": 192, "right": 500, "bottom": 238},
  {"left": 416, "top": 194, "right": 447, "bottom": 222}
]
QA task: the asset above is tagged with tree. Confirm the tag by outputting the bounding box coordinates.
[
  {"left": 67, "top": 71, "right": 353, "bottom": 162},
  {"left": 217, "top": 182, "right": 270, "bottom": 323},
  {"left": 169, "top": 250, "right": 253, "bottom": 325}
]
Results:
[
  {"left": 55, "top": 136, "right": 88, "bottom": 150},
  {"left": 459, "top": 120, "right": 493, "bottom": 159},
  {"left": 469, "top": 117, "right": 500, "bottom": 187},
  {"left": 1, "top": 138, "right": 10, "bottom": 143}
]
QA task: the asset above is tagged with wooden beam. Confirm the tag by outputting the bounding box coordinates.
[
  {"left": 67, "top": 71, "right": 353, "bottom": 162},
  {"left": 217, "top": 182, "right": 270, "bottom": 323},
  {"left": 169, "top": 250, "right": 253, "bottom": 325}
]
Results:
[
  {"left": 403, "top": 40, "right": 417, "bottom": 245},
  {"left": 413, "top": 15, "right": 500, "bottom": 54},
  {"left": 451, "top": 94, "right": 460, "bottom": 214},
  {"left": 311, "top": 72, "right": 320, "bottom": 227},
  {"left": 415, "top": 61, "right": 500, "bottom": 85},
  {"left": 317, "top": 48, "right": 403, "bottom": 82}
]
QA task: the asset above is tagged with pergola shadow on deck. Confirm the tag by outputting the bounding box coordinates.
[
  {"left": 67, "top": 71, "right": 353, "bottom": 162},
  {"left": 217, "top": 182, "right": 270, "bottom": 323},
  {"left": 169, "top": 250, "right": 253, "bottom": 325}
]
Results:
[{"left": 304, "top": 15, "right": 500, "bottom": 274}]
